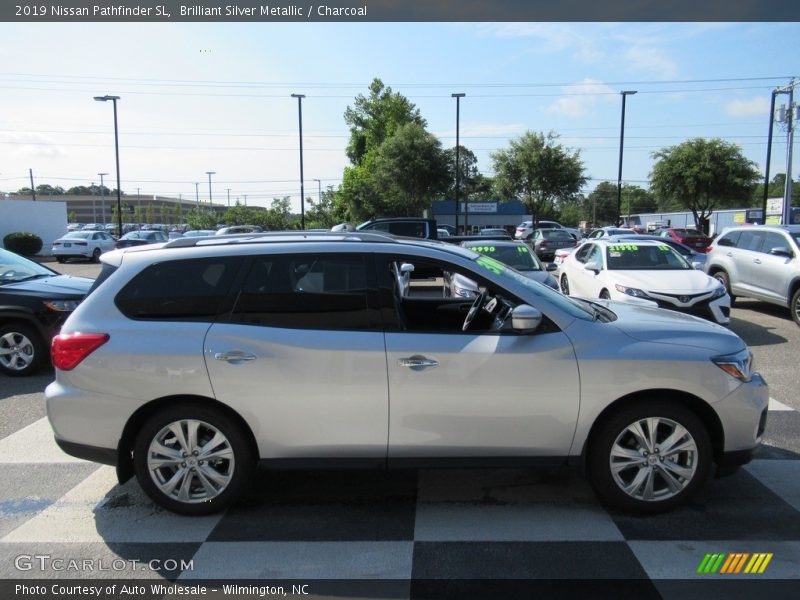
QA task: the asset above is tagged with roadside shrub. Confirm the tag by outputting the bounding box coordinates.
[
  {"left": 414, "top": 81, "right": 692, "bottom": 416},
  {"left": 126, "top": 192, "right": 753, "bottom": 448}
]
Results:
[{"left": 3, "top": 232, "right": 43, "bottom": 256}]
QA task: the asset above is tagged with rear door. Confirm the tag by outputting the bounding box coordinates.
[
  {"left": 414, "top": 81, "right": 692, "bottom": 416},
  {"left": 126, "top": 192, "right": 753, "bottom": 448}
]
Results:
[
  {"left": 204, "top": 252, "right": 389, "bottom": 460},
  {"left": 751, "top": 231, "right": 794, "bottom": 304}
]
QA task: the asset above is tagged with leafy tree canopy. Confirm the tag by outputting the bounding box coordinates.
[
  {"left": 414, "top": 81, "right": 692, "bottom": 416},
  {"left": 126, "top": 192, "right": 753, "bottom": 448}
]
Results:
[
  {"left": 650, "top": 138, "right": 760, "bottom": 227},
  {"left": 491, "top": 131, "right": 587, "bottom": 225}
]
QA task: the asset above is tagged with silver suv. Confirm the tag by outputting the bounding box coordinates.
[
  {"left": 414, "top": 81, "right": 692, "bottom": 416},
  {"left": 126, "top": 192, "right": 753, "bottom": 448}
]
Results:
[
  {"left": 705, "top": 225, "right": 800, "bottom": 326},
  {"left": 46, "top": 232, "right": 768, "bottom": 515}
]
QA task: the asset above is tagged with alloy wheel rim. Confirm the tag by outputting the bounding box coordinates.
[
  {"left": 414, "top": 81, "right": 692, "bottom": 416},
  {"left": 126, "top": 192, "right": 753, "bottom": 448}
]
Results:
[
  {"left": 147, "top": 419, "right": 235, "bottom": 504},
  {"left": 609, "top": 416, "right": 698, "bottom": 502},
  {"left": 0, "top": 332, "right": 35, "bottom": 370}
]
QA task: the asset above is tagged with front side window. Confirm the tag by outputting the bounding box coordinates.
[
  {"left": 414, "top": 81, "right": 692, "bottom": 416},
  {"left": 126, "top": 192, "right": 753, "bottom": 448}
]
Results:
[
  {"left": 116, "top": 257, "right": 242, "bottom": 320},
  {"left": 230, "top": 253, "right": 375, "bottom": 330},
  {"left": 761, "top": 232, "right": 791, "bottom": 254}
]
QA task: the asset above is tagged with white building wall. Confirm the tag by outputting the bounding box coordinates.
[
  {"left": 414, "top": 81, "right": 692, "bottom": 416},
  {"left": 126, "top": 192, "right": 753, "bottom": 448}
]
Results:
[{"left": 0, "top": 199, "right": 67, "bottom": 255}]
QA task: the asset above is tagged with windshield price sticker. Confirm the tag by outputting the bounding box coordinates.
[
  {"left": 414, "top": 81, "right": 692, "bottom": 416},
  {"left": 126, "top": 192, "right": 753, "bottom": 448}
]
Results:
[
  {"left": 517, "top": 246, "right": 529, "bottom": 253},
  {"left": 473, "top": 246, "right": 497, "bottom": 254},
  {"left": 608, "top": 244, "right": 639, "bottom": 252}
]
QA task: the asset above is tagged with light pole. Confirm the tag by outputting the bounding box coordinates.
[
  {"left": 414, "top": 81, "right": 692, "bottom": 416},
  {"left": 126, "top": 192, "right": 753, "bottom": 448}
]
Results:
[
  {"left": 206, "top": 171, "right": 215, "bottom": 206},
  {"left": 91, "top": 181, "right": 96, "bottom": 222},
  {"left": 617, "top": 90, "right": 637, "bottom": 226},
  {"left": 194, "top": 182, "right": 200, "bottom": 209},
  {"left": 291, "top": 93, "right": 306, "bottom": 229},
  {"left": 98, "top": 172, "right": 108, "bottom": 225},
  {"left": 452, "top": 93, "right": 465, "bottom": 234},
  {"left": 94, "top": 95, "right": 123, "bottom": 237},
  {"left": 226, "top": 188, "right": 231, "bottom": 207}
]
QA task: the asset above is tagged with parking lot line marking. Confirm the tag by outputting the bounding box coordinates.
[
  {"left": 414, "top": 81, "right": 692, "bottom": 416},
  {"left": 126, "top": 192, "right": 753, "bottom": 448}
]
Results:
[
  {"left": 0, "top": 417, "right": 87, "bottom": 464},
  {"left": 769, "top": 398, "right": 795, "bottom": 412}
]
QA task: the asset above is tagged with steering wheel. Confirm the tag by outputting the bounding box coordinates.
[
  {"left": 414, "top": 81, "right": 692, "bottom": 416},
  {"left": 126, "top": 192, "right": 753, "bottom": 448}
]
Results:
[{"left": 462, "top": 291, "right": 486, "bottom": 331}]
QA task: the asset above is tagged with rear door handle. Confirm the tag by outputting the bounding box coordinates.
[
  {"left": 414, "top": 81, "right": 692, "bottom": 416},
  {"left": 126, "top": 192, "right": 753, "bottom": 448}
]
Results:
[
  {"left": 214, "top": 351, "right": 257, "bottom": 363},
  {"left": 753, "top": 259, "right": 761, "bottom": 264},
  {"left": 398, "top": 355, "right": 439, "bottom": 370}
]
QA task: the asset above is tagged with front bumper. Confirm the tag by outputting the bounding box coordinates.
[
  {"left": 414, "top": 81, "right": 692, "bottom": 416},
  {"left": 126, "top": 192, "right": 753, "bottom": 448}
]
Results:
[{"left": 713, "top": 372, "right": 768, "bottom": 457}]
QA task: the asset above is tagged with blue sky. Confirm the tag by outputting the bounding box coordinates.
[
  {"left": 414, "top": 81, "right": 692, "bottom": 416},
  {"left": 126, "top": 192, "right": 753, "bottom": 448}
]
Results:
[{"left": 0, "top": 22, "right": 798, "bottom": 210}]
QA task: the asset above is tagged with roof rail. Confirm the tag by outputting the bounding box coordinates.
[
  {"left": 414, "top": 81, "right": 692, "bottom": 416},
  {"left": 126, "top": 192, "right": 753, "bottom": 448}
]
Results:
[{"left": 163, "top": 230, "right": 397, "bottom": 249}]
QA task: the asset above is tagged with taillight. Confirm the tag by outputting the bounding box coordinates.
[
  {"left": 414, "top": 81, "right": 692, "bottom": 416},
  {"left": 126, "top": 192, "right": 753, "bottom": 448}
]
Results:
[{"left": 51, "top": 333, "right": 109, "bottom": 370}]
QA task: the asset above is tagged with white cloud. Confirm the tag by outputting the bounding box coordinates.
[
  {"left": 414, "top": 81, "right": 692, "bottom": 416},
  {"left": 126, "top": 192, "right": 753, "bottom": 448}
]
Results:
[
  {"left": 1, "top": 132, "right": 65, "bottom": 159},
  {"left": 473, "top": 23, "right": 605, "bottom": 64},
  {"left": 546, "top": 79, "right": 616, "bottom": 118},
  {"left": 623, "top": 45, "right": 679, "bottom": 79},
  {"left": 725, "top": 97, "right": 771, "bottom": 118}
]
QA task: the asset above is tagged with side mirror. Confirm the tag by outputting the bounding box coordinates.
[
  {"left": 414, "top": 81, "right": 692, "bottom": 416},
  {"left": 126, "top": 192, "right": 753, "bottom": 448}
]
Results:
[
  {"left": 511, "top": 304, "right": 542, "bottom": 333},
  {"left": 769, "top": 246, "right": 794, "bottom": 258},
  {"left": 584, "top": 261, "right": 601, "bottom": 274},
  {"left": 546, "top": 263, "right": 558, "bottom": 272}
]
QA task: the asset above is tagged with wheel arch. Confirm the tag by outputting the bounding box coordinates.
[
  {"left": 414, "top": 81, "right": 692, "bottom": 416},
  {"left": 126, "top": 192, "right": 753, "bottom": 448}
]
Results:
[
  {"left": 582, "top": 389, "right": 725, "bottom": 469},
  {"left": 116, "top": 394, "right": 259, "bottom": 484}
]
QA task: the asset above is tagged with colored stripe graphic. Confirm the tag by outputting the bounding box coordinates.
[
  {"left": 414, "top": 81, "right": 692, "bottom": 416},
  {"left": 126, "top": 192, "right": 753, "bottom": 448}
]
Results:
[{"left": 699, "top": 553, "right": 773, "bottom": 575}]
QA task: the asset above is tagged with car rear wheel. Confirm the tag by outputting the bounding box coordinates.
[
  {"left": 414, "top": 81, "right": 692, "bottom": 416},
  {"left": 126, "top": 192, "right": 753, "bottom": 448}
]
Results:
[
  {"left": 560, "top": 274, "right": 570, "bottom": 295},
  {"left": 56, "top": 257, "right": 66, "bottom": 264},
  {"left": 91, "top": 248, "right": 101, "bottom": 263},
  {"left": 599, "top": 289, "right": 611, "bottom": 300},
  {"left": 791, "top": 288, "right": 800, "bottom": 327},
  {"left": 0, "top": 323, "right": 47, "bottom": 376},
  {"left": 587, "top": 401, "right": 712, "bottom": 513},
  {"left": 133, "top": 404, "right": 255, "bottom": 515},
  {"left": 712, "top": 270, "right": 735, "bottom": 306}
]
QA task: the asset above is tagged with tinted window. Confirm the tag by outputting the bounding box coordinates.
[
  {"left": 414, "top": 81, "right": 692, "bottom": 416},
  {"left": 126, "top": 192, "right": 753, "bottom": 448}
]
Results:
[
  {"left": 716, "top": 231, "right": 741, "bottom": 247},
  {"left": 737, "top": 231, "right": 765, "bottom": 252},
  {"left": 116, "top": 257, "right": 241, "bottom": 320},
  {"left": 762, "top": 232, "right": 790, "bottom": 254},
  {"left": 231, "top": 253, "right": 373, "bottom": 330}
]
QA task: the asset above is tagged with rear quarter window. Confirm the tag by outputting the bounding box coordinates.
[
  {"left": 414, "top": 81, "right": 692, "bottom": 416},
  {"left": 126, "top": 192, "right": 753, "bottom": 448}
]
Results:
[{"left": 115, "top": 257, "right": 242, "bottom": 320}]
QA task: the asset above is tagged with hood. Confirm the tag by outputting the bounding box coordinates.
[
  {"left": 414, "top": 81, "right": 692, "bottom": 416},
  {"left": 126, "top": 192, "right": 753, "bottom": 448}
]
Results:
[
  {"left": 599, "top": 299, "right": 745, "bottom": 353},
  {"left": 1, "top": 274, "right": 93, "bottom": 297},
  {"left": 610, "top": 269, "right": 718, "bottom": 294}
]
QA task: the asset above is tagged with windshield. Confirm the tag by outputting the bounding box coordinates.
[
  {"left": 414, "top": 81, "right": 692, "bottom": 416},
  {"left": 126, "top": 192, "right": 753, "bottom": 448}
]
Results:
[
  {"left": 63, "top": 232, "right": 92, "bottom": 239},
  {"left": 0, "top": 248, "right": 55, "bottom": 283},
  {"left": 606, "top": 243, "right": 692, "bottom": 270},
  {"left": 472, "top": 254, "right": 594, "bottom": 321},
  {"left": 466, "top": 243, "right": 542, "bottom": 271},
  {"left": 541, "top": 229, "right": 573, "bottom": 240}
]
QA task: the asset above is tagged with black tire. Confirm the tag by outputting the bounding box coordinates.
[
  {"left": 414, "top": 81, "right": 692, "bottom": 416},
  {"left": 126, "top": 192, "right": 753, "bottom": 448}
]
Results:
[
  {"left": 712, "top": 270, "right": 735, "bottom": 306},
  {"left": 791, "top": 287, "right": 800, "bottom": 327},
  {"left": 56, "top": 257, "right": 66, "bottom": 264},
  {"left": 560, "top": 274, "right": 570, "bottom": 295},
  {"left": 133, "top": 404, "right": 255, "bottom": 515},
  {"left": 587, "top": 400, "right": 712, "bottom": 513},
  {"left": 0, "top": 323, "right": 47, "bottom": 377},
  {"left": 599, "top": 289, "right": 611, "bottom": 300},
  {"left": 91, "top": 248, "right": 101, "bottom": 263}
]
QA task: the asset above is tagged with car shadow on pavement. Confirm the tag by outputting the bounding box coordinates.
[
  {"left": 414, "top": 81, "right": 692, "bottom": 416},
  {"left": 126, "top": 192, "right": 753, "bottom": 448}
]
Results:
[
  {"left": 0, "top": 370, "right": 52, "bottom": 401},
  {"left": 729, "top": 316, "right": 788, "bottom": 347}
]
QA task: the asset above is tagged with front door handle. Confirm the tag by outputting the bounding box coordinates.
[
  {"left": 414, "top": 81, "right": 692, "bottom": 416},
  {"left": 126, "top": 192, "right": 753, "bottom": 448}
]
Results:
[
  {"left": 753, "top": 258, "right": 761, "bottom": 264},
  {"left": 398, "top": 355, "right": 439, "bottom": 370},
  {"left": 214, "top": 351, "right": 257, "bottom": 363}
]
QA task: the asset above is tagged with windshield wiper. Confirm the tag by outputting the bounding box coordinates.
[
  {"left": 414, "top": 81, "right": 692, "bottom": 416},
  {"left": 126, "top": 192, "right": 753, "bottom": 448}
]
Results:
[{"left": 6, "top": 274, "right": 51, "bottom": 283}]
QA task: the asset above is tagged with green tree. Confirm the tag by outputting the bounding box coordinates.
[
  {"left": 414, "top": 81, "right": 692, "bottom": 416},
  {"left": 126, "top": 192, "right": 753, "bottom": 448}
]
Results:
[
  {"left": 263, "top": 197, "right": 297, "bottom": 231},
  {"left": 35, "top": 184, "right": 65, "bottom": 195},
  {"left": 370, "top": 122, "right": 449, "bottom": 217},
  {"left": 185, "top": 209, "right": 218, "bottom": 230},
  {"left": 344, "top": 78, "right": 426, "bottom": 166},
  {"left": 491, "top": 131, "right": 587, "bottom": 229},
  {"left": 306, "top": 186, "right": 340, "bottom": 229},
  {"left": 650, "top": 138, "right": 760, "bottom": 230},
  {"left": 752, "top": 173, "right": 800, "bottom": 207}
]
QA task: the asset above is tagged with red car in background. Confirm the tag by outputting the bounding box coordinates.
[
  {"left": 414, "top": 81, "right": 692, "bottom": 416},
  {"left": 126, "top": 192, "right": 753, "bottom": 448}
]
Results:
[{"left": 658, "top": 228, "right": 712, "bottom": 252}]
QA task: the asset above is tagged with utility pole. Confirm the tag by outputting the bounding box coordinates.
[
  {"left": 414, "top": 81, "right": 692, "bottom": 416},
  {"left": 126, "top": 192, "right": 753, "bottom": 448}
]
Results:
[
  {"left": 452, "top": 93, "right": 465, "bottom": 234},
  {"left": 291, "top": 93, "right": 306, "bottom": 229},
  {"left": 194, "top": 182, "right": 200, "bottom": 209},
  {"left": 775, "top": 78, "right": 797, "bottom": 225},
  {"left": 29, "top": 169, "right": 36, "bottom": 201},
  {"left": 226, "top": 188, "right": 231, "bottom": 207},
  {"left": 617, "top": 91, "right": 637, "bottom": 226},
  {"left": 762, "top": 90, "right": 780, "bottom": 224},
  {"left": 98, "top": 172, "right": 108, "bottom": 224}
]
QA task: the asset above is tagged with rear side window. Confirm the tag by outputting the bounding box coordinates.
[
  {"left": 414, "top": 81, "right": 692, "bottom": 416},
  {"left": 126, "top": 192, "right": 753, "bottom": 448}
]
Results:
[
  {"left": 716, "top": 231, "right": 741, "bottom": 247},
  {"left": 116, "top": 257, "right": 242, "bottom": 320},
  {"left": 737, "top": 231, "right": 765, "bottom": 252},
  {"left": 229, "top": 253, "right": 375, "bottom": 330}
]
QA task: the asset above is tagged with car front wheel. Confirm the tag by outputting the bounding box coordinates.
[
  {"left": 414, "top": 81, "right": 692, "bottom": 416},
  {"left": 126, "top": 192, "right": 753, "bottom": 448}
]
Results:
[
  {"left": 0, "top": 323, "right": 47, "bottom": 376},
  {"left": 791, "top": 288, "right": 800, "bottom": 327},
  {"left": 712, "top": 270, "right": 735, "bottom": 306},
  {"left": 560, "top": 274, "right": 570, "bottom": 295},
  {"left": 133, "top": 404, "right": 255, "bottom": 515},
  {"left": 587, "top": 401, "right": 712, "bottom": 513}
]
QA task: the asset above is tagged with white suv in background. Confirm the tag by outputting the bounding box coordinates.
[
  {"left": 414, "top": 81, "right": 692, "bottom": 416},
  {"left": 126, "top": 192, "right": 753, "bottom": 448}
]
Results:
[{"left": 705, "top": 225, "right": 800, "bottom": 326}]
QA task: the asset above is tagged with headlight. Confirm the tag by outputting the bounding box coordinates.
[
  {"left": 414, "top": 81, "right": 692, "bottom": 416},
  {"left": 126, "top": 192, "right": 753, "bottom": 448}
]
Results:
[
  {"left": 43, "top": 299, "right": 81, "bottom": 312},
  {"left": 614, "top": 284, "right": 651, "bottom": 299},
  {"left": 710, "top": 284, "right": 727, "bottom": 299},
  {"left": 712, "top": 349, "right": 753, "bottom": 382}
]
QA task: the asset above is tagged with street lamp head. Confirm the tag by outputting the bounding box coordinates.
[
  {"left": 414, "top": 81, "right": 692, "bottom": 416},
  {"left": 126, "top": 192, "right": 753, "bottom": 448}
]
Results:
[
  {"left": 291, "top": 93, "right": 306, "bottom": 99},
  {"left": 206, "top": 171, "right": 216, "bottom": 175},
  {"left": 98, "top": 172, "right": 108, "bottom": 176},
  {"left": 621, "top": 90, "right": 638, "bottom": 96},
  {"left": 452, "top": 93, "right": 466, "bottom": 98},
  {"left": 94, "top": 95, "right": 120, "bottom": 102}
]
